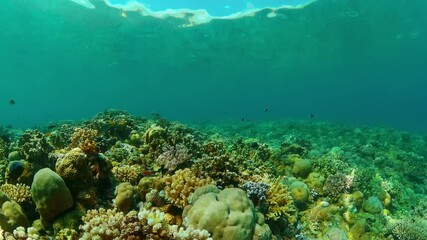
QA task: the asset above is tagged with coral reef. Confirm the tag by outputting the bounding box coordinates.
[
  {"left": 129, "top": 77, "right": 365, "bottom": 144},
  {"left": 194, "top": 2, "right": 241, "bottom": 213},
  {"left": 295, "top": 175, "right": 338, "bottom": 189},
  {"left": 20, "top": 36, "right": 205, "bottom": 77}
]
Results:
[{"left": 0, "top": 111, "right": 424, "bottom": 239}]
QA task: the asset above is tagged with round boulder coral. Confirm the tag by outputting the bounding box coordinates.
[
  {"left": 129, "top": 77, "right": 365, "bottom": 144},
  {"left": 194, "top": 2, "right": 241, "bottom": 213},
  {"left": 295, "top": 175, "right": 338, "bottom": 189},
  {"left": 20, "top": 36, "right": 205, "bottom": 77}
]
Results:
[
  {"left": 292, "top": 158, "right": 312, "bottom": 178},
  {"left": 31, "top": 168, "right": 73, "bottom": 226},
  {"left": 289, "top": 181, "right": 309, "bottom": 208},
  {"left": 184, "top": 186, "right": 257, "bottom": 240},
  {"left": 363, "top": 196, "right": 383, "bottom": 214}
]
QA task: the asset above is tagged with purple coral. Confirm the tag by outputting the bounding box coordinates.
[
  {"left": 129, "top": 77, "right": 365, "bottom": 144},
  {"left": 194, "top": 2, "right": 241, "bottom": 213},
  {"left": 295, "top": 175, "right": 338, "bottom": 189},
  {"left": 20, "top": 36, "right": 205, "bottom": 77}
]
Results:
[
  {"left": 156, "top": 144, "right": 191, "bottom": 171},
  {"left": 242, "top": 181, "right": 269, "bottom": 206}
]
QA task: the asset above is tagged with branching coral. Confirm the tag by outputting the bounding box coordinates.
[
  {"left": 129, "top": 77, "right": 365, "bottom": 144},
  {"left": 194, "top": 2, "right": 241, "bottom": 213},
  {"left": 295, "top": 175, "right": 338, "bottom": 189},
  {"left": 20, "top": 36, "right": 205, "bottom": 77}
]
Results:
[
  {"left": 265, "top": 177, "right": 296, "bottom": 222},
  {"left": 389, "top": 217, "right": 427, "bottom": 240},
  {"left": 112, "top": 164, "right": 143, "bottom": 185},
  {"left": 323, "top": 173, "right": 351, "bottom": 203},
  {"left": 0, "top": 138, "right": 7, "bottom": 161},
  {"left": 80, "top": 207, "right": 204, "bottom": 240},
  {"left": 18, "top": 130, "right": 52, "bottom": 168},
  {"left": 0, "top": 183, "right": 31, "bottom": 203},
  {"left": 169, "top": 226, "right": 212, "bottom": 240},
  {"left": 242, "top": 181, "right": 269, "bottom": 208},
  {"left": 156, "top": 144, "right": 191, "bottom": 171},
  {"left": 69, "top": 128, "right": 99, "bottom": 155},
  {"left": 163, "top": 168, "right": 214, "bottom": 208},
  {"left": 191, "top": 154, "right": 241, "bottom": 188}
]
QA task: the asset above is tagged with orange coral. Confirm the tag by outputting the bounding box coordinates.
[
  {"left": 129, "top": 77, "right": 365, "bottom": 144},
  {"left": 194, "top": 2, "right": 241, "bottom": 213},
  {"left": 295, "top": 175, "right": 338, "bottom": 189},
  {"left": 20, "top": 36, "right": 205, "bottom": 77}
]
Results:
[{"left": 69, "top": 128, "right": 99, "bottom": 155}]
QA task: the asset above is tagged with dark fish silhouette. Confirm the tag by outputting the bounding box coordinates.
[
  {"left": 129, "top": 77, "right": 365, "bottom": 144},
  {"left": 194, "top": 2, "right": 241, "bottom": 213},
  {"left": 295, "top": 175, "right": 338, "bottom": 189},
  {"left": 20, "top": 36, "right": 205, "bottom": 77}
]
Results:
[
  {"left": 240, "top": 117, "right": 245, "bottom": 122},
  {"left": 9, "top": 99, "right": 15, "bottom": 105},
  {"left": 309, "top": 114, "right": 315, "bottom": 119},
  {"left": 264, "top": 108, "right": 269, "bottom": 112}
]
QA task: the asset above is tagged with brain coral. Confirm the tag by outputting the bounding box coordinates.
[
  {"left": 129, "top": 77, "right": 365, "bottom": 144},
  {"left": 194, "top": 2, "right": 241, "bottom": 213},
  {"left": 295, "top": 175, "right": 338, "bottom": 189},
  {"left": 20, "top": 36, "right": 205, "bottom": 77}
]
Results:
[
  {"left": 183, "top": 186, "right": 257, "bottom": 240},
  {"left": 163, "top": 168, "right": 214, "bottom": 208}
]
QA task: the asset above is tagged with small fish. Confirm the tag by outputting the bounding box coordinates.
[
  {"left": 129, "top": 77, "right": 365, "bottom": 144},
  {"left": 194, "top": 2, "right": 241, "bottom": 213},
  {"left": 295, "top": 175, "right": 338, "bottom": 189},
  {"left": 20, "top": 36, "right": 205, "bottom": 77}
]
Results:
[
  {"left": 47, "top": 124, "right": 56, "bottom": 129},
  {"left": 9, "top": 99, "right": 15, "bottom": 105},
  {"left": 309, "top": 114, "right": 315, "bottom": 119},
  {"left": 240, "top": 117, "right": 245, "bottom": 122},
  {"left": 264, "top": 108, "right": 269, "bottom": 112}
]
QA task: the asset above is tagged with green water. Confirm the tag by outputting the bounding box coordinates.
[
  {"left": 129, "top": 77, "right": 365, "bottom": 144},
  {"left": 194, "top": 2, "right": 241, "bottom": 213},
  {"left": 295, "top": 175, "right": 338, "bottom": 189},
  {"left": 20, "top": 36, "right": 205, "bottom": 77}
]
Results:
[{"left": 1, "top": 0, "right": 427, "bottom": 132}]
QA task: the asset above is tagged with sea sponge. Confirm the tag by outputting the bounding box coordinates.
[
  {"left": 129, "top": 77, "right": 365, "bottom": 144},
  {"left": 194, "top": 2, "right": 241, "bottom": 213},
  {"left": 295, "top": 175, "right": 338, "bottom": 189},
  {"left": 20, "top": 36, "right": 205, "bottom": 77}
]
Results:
[
  {"left": 289, "top": 181, "right": 309, "bottom": 208},
  {"left": 292, "top": 158, "right": 312, "bottom": 178},
  {"left": 31, "top": 168, "right": 73, "bottom": 226},
  {"left": 0, "top": 183, "right": 31, "bottom": 203},
  {"left": 163, "top": 168, "right": 214, "bottom": 208},
  {"left": 183, "top": 186, "right": 256, "bottom": 240},
  {"left": 0, "top": 200, "right": 29, "bottom": 232},
  {"left": 115, "top": 182, "right": 135, "bottom": 213}
]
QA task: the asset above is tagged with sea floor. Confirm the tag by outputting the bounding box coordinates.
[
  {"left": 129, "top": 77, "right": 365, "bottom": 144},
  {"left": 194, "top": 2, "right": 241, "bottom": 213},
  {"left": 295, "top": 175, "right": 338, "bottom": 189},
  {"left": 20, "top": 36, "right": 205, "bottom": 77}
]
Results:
[{"left": 0, "top": 110, "right": 426, "bottom": 239}]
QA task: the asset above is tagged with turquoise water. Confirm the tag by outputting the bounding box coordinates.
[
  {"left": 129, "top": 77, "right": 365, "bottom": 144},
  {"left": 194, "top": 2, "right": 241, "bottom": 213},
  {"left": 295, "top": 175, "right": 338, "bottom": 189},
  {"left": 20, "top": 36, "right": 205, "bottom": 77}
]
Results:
[
  {"left": 1, "top": 0, "right": 427, "bottom": 133},
  {"left": 108, "top": 0, "right": 309, "bottom": 16}
]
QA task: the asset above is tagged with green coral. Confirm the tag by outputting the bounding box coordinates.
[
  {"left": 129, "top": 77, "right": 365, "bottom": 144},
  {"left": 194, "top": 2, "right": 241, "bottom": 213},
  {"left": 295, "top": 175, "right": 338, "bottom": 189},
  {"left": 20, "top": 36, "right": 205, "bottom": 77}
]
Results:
[
  {"left": 31, "top": 168, "right": 74, "bottom": 226},
  {"left": 264, "top": 177, "right": 296, "bottom": 223}
]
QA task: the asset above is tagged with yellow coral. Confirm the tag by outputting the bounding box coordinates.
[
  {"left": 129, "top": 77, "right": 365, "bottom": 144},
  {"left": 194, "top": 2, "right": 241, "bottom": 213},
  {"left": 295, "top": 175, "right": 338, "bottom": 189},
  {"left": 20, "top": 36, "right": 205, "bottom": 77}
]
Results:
[
  {"left": 265, "top": 177, "right": 296, "bottom": 222},
  {"left": 112, "top": 164, "right": 143, "bottom": 185},
  {"left": 0, "top": 183, "right": 31, "bottom": 203},
  {"left": 69, "top": 128, "right": 99, "bottom": 155},
  {"left": 163, "top": 168, "right": 214, "bottom": 208}
]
